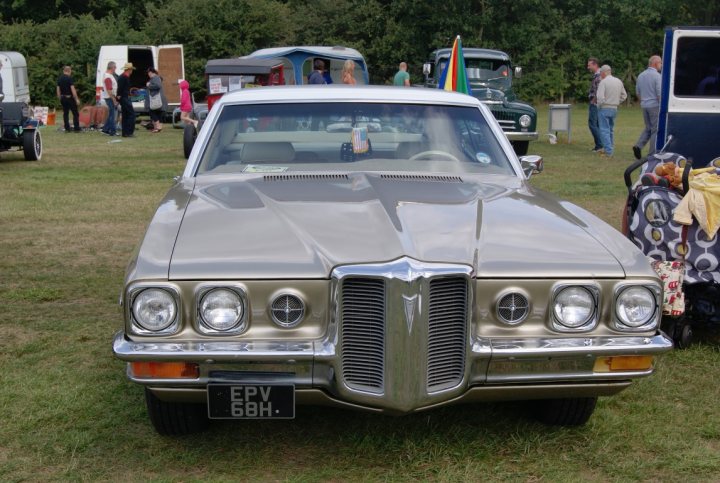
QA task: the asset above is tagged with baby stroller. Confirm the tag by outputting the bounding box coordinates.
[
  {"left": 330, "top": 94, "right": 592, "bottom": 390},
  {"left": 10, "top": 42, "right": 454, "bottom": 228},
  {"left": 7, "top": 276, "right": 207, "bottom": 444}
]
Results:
[{"left": 623, "top": 151, "right": 720, "bottom": 348}]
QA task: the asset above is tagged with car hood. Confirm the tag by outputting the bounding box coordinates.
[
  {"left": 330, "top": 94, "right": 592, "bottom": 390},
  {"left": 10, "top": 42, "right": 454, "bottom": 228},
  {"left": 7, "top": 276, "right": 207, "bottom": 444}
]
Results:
[{"left": 168, "top": 173, "right": 626, "bottom": 279}]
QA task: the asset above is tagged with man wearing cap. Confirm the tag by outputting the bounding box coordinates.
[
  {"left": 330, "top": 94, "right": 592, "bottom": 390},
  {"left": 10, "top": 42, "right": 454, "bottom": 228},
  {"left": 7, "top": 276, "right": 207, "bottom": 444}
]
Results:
[
  {"left": 596, "top": 64, "right": 627, "bottom": 157},
  {"left": 117, "top": 62, "right": 136, "bottom": 137},
  {"left": 632, "top": 55, "right": 662, "bottom": 159}
]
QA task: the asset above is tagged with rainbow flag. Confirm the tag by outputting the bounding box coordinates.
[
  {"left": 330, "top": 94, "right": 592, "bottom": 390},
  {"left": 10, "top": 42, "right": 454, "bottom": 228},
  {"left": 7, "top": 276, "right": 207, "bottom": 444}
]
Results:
[{"left": 438, "top": 35, "right": 472, "bottom": 95}]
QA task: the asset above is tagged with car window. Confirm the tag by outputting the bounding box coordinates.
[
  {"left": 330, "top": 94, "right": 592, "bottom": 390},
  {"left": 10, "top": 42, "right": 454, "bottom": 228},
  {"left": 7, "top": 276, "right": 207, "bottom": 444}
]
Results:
[{"left": 195, "top": 102, "right": 515, "bottom": 176}]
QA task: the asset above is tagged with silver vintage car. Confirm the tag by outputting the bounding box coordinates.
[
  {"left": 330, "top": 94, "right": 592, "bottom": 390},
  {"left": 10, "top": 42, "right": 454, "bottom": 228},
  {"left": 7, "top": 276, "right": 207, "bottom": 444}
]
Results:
[{"left": 113, "top": 86, "right": 672, "bottom": 435}]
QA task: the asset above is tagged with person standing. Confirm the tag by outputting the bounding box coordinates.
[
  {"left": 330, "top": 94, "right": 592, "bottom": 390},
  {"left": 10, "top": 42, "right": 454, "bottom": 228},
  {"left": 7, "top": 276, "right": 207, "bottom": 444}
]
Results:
[
  {"left": 56, "top": 66, "right": 81, "bottom": 132},
  {"left": 633, "top": 55, "right": 662, "bottom": 159},
  {"left": 342, "top": 59, "right": 356, "bottom": 85},
  {"left": 0, "top": 59, "right": 4, "bottom": 100},
  {"left": 179, "top": 79, "right": 197, "bottom": 128},
  {"left": 394, "top": 62, "right": 410, "bottom": 86},
  {"left": 596, "top": 64, "right": 627, "bottom": 157},
  {"left": 100, "top": 61, "right": 118, "bottom": 136},
  {"left": 587, "top": 57, "right": 602, "bottom": 152},
  {"left": 308, "top": 59, "right": 326, "bottom": 84},
  {"left": 145, "top": 67, "right": 167, "bottom": 132},
  {"left": 116, "top": 62, "right": 136, "bottom": 137}
]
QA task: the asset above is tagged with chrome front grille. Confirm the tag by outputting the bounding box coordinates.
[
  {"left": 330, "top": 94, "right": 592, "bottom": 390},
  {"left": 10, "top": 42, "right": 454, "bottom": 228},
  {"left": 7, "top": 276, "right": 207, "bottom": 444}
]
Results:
[
  {"left": 490, "top": 109, "right": 516, "bottom": 131},
  {"left": 340, "top": 278, "right": 385, "bottom": 393},
  {"left": 427, "top": 277, "right": 468, "bottom": 391},
  {"left": 335, "top": 259, "right": 472, "bottom": 403}
]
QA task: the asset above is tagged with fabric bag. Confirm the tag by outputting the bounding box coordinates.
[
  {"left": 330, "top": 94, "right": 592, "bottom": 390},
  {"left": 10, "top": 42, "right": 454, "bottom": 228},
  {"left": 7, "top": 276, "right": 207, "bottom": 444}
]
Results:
[
  {"left": 149, "top": 92, "right": 162, "bottom": 110},
  {"left": 650, "top": 258, "right": 686, "bottom": 316}
]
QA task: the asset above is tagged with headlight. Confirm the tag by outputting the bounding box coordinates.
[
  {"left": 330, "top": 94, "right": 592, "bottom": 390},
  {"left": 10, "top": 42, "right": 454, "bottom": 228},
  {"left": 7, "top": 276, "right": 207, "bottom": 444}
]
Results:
[
  {"left": 519, "top": 114, "right": 532, "bottom": 128},
  {"left": 553, "top": 286, "right": 596, "bottom": 329},
  {"left": 616, "top": 286, "right": 657, "bottom": 328},
  {"left": 132, "top": 288, "right": 178, "bottom": 332},
  {"left": 199, "top": 288, "right": 245, "bottom": 332}
]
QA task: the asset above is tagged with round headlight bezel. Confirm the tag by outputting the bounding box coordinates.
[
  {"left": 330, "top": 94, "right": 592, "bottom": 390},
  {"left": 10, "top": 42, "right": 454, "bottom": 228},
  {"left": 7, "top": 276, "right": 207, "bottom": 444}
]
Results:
[
  {"left": 197, "top": 286, "right": 247, "bottom": 334},
  {"left": 551, "top": 284, "right": 599, "bottom": 331},
  {"left": 519, "top": 114, "right": 532, "bottom": 128},
  {"left": 129, "top": 286, "right": 180, "bottom": 335},
  {"left": 614, "top": 284, "right": 659, "bottom": 330}
]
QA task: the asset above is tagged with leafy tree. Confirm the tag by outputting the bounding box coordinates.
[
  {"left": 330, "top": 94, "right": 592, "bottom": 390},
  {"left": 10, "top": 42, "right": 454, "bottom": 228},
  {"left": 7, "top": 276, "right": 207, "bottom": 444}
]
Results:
[
  {"left": 143, "top": 0, "right": 295, "bottom": 97},
  {"left": 0, "top": 14, "right": 142, "bottom": 106}
]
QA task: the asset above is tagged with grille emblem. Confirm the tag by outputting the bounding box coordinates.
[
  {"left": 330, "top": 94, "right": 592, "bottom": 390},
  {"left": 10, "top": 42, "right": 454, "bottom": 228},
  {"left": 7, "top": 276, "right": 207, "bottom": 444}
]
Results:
[{"left": 402, "top": 294, "right": 419, "bottom": 333}]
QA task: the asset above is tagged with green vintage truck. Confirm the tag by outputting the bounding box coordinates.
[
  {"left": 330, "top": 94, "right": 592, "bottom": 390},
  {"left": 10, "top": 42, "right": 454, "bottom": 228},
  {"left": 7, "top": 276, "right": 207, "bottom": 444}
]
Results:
[{"left": 423, "top": 48, "right": 538, "bottom": 155}]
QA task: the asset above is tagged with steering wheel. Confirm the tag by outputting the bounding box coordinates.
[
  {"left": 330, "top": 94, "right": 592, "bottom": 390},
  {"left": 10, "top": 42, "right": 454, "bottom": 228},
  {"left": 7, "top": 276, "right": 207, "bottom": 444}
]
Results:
[{"left": 408, "top": 150, "right": 460, "bottom": 163}]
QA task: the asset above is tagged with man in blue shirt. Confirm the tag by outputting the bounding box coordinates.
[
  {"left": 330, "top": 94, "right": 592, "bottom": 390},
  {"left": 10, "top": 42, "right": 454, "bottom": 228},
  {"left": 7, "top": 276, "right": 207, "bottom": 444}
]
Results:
[
  {"left": 308, "top": 59, "right": 326, "bottom": 85},
  {"left": 633, "top": 55, "right": 662, "bottom": 159}
]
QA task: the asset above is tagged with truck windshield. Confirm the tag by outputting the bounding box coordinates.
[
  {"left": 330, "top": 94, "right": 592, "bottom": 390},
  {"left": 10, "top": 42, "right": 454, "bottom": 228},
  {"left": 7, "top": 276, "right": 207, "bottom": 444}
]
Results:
[
  {"left": 196, "top": 102, "right": 515, "bottom": 176},
  {"left": 437, "top": 58, "right": 512, "bottom": 87}
]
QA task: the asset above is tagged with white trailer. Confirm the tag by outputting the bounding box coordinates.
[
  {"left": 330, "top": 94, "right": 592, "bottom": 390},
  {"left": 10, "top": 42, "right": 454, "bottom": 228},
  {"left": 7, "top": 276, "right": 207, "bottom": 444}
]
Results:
[
  {"left": 0, "top": 51, "right": 30, "bottom": 103},
  {"left": 95, "top": 44, "right": 184, "bottom": 114}
]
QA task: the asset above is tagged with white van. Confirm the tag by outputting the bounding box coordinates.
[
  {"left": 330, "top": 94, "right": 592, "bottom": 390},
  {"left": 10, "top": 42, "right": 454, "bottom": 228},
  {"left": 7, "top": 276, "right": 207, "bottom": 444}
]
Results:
[
  {"left": 0, "top": 51, "right": 30, "bottom": 103},
  {"left": 95, "top": 44, "right": 184, "bottom": 114}
]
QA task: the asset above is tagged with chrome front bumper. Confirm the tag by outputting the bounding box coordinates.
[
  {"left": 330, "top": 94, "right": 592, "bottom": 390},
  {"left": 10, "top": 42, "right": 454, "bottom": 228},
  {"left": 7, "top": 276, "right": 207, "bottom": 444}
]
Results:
[
  {"left": 505, "top": 131, "right": 539, "bottom": 142},
  {"left": 113, "top": 331, "right": 672, "bottom": 413}
]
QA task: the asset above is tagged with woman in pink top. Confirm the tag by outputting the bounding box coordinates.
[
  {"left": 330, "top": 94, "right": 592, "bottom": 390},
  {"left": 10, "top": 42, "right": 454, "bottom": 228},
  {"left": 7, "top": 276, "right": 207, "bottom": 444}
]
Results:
[{"left": 179, "top": 79, "right": 198, "bottom": 128}]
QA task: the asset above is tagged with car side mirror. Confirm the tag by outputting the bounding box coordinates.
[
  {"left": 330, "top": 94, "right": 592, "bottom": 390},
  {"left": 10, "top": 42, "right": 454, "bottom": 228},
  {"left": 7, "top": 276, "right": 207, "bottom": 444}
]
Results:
[
  {"left": 520, "top": 155, "right": 543, "bottom": 178},
  {"left": 514, "top": 66, "right": 522, "bottom": 78},
  {"left": 0, "top": 93, "right": 4, "bottom": 102},
  {"left": 423, "top": 63, "right": 432, "bottom": 76}
]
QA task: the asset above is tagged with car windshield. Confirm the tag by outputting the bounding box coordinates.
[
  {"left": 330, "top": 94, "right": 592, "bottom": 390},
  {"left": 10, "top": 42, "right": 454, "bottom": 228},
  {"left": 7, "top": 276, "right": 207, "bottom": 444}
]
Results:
[{"left": 196, "top": 102, "right": 515, "bottom": 176}]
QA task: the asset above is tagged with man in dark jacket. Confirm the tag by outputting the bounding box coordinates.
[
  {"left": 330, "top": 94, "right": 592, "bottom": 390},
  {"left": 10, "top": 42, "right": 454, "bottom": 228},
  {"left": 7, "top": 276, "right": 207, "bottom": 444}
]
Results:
[
  {"left": 56, "top": 66, "right": 81, "bottom": 132},
  {"left": 117, "top": 62, "right": 136, "bottom": 137}
]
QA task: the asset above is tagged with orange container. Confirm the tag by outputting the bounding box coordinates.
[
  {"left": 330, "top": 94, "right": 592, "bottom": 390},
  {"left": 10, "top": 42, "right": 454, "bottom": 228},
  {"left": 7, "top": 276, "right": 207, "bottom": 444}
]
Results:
[{"left": 46, "top": 110, "right": 56, "bottom": 126}]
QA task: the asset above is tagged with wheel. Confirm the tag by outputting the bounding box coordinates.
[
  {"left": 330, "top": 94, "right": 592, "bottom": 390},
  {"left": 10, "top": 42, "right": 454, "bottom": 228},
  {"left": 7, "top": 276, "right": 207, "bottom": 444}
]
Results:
[
  {"left": 183, "top": 123, "right": 197, "bottom": 159},
  {"left": 22, "top": 129, "right": 42, "bottom": 161},
  {"left": 512, "top": 141, "right": 529, "bottom": 156},
  {"left": 144, "top": 388, "right": 209, "bottom": 436},
  {"left": 532, "top": 397, "right": 597, "bottom": 426},
  {"left": 408, "top": 150, "right": 460, "bottom": 163},
  {"left": 675, "top": 323, "right": 693, "bottom": 349}
]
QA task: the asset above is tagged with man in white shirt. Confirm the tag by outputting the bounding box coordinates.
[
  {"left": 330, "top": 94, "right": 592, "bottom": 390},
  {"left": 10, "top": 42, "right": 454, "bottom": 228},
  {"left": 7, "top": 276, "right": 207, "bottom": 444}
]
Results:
[
  {"left": 100, "top": 61, "right": 119, "bottom": 136},
  {"left": 596, "top": 64, "right": 627, "bottom": 157}
]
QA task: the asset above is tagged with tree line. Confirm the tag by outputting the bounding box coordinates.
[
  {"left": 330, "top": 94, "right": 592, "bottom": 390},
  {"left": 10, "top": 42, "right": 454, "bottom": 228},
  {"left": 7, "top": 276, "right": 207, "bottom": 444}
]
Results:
[{"left": 1, "top": 0, "right": 718, "bottom": 107}]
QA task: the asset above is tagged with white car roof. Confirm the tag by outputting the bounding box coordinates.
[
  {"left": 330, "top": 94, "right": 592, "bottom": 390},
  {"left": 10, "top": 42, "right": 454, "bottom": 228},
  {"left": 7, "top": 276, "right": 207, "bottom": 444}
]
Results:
[{"left": 215, "top": 85, "right": 484, "bottom": 107}]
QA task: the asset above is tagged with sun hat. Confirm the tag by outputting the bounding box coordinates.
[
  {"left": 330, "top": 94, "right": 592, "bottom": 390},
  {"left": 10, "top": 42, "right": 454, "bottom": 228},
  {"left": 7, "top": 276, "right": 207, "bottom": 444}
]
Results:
[{"left": 122, "top": 62, "right": 135, "bottom": 71}]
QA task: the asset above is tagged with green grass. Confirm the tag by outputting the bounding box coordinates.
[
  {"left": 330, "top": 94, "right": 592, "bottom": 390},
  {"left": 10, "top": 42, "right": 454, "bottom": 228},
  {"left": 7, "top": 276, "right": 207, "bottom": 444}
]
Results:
[{"left": 1, "top": 108, "right": 719, "bottom": 481}]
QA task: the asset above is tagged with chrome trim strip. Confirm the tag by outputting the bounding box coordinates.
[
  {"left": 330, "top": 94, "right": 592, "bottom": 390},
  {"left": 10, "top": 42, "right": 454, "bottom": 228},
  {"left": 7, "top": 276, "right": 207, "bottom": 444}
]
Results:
[
  {"left": 488, "top": 333, "right": 673, "bottom": 357},
  {"left": 504, "top": 131, "right": 539, "bottom": 141}
]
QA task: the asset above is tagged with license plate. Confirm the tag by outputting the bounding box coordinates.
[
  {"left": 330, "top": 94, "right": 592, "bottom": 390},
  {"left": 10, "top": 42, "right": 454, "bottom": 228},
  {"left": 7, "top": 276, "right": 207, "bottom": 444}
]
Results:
[{"left": 207, "top": 384, "right": 295, "bottom": 419}]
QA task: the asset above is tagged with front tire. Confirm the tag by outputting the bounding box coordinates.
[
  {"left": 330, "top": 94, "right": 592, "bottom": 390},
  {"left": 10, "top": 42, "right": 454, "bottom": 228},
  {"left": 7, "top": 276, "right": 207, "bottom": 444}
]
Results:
[
  {"left": 532, "top": 397, "right": 597, "bottom": 426},
  {"left": 183, "top": 123, "right": 197, "bottom": 159},
  {"left": 512, "top": 141, "right": 529, "bottom": 156},
  {"left": 145, "top": 388, "right": 209, "bottom": 436},
  {"left": 23, "top": 129, "right": 42, "bottom": 161}
]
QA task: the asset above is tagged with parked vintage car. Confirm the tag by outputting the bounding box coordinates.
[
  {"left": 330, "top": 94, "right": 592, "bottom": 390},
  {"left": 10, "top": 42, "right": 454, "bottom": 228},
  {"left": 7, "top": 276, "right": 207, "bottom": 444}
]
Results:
[
  {"left": 0, "top": 95, "right": 42, "bottom": 161},
  {"left": 113, "top": 86, "right": 672, "bottom": 435},
  {"left": 182, "top": 58, "right": 285, "bottom": 158},
  {"left": 423, "top": 48, "right": 538, "bottom": 156}
]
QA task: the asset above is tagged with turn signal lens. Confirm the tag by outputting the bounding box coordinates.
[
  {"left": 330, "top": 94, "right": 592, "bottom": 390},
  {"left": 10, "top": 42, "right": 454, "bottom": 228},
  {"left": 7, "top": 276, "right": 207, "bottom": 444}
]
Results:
[
  {"left": 130, "top": 362, "right": 199, "bottom": 379},
  {"left": 593, "top": 356, "right": 654, "bottom": 372}
]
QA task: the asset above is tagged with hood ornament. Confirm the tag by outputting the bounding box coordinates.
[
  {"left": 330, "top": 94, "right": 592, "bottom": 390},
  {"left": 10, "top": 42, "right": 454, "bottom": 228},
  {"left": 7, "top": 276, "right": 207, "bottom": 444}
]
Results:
[{"left": 402, "top": 294, "right": 419, "bottom": 333}]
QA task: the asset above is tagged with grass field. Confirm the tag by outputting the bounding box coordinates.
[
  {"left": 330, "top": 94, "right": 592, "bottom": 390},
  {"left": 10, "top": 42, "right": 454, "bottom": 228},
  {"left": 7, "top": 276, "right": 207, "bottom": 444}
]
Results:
[{"left": 1, "top": 105, "right": 719, "bottom": 482}]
